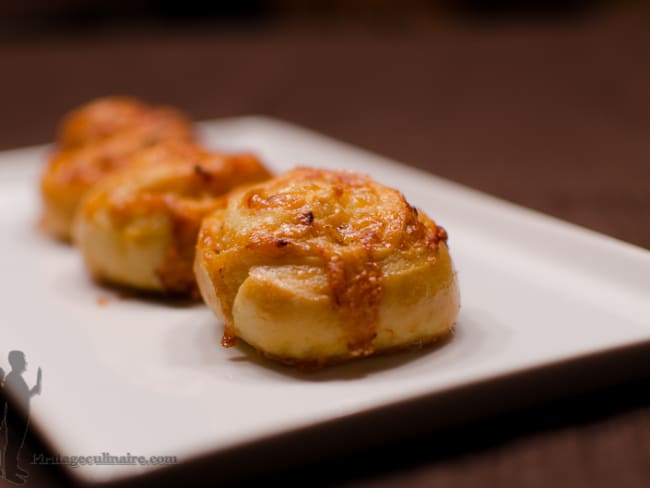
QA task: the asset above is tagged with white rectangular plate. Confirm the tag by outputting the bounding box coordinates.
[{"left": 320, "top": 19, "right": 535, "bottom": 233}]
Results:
[{"left": 1, "top": 117, "right": 649, "bottom": 484}]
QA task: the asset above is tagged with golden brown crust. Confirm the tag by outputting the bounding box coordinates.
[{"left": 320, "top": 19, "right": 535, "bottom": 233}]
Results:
[
  {"left": 75, "top": 144, "right": 272, "bottom": 295},
  {"left": 196, "top": 167, "right": 455, "bottom": 363},
  {"left": 57, "top": 96, "right": 192, "bottom": 149},
  {"left": 40, "top": 97, "right": 194, "bottom": 240}
]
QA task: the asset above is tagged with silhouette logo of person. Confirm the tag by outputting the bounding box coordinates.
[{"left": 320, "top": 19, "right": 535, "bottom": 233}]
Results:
[{"left": 1, "top": 351, "right": 42, "bottom": 485}]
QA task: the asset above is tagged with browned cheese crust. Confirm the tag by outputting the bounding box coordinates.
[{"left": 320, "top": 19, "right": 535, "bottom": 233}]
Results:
[
  {"left": 40, "top": 96, "right": 194, "bottom": 240},
  {"left": 75, "top": 142, "right": 272, "bottom": 295},
  {"left": 196, "top": 168, "right": 460, "bottom": 367}
]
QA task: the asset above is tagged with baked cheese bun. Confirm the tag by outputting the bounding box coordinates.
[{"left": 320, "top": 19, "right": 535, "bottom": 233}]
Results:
[
  {"left": 194, "top": 167, "right": 460, "bottom": 368},
  {"left": 74, "top": 143, "right": 271, "bottom": 295},
  {"left": 40, "top": 97, "right": 193, "bottom": 240},
  {"left": 57, "top": 96, "right": 191, "bottom": 149}
]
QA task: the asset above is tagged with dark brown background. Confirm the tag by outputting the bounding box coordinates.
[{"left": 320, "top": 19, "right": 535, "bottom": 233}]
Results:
[{"left": 0, "top": 1, "right": 649, "bottom": 486}]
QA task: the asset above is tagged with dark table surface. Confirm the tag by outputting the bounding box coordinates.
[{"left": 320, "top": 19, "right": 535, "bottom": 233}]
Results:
[{"left": 0, "top": 13, "right": 649, "bottom": 488}]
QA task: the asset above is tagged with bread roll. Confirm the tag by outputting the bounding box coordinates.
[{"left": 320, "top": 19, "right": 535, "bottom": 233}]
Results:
[
  {"left": 74, "top": 143, "right": 271, "bottom": 295},
  {"left": 40, "top": 97, "right": 193, "bottom": 240},
  {"left": 194, "top": 167, "right": 460, "bottom": 367}
]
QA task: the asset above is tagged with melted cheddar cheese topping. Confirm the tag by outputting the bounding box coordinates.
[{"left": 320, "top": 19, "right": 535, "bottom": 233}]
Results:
[{"left": 198, "top": 168, "right": 449, "bottom": 357}]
